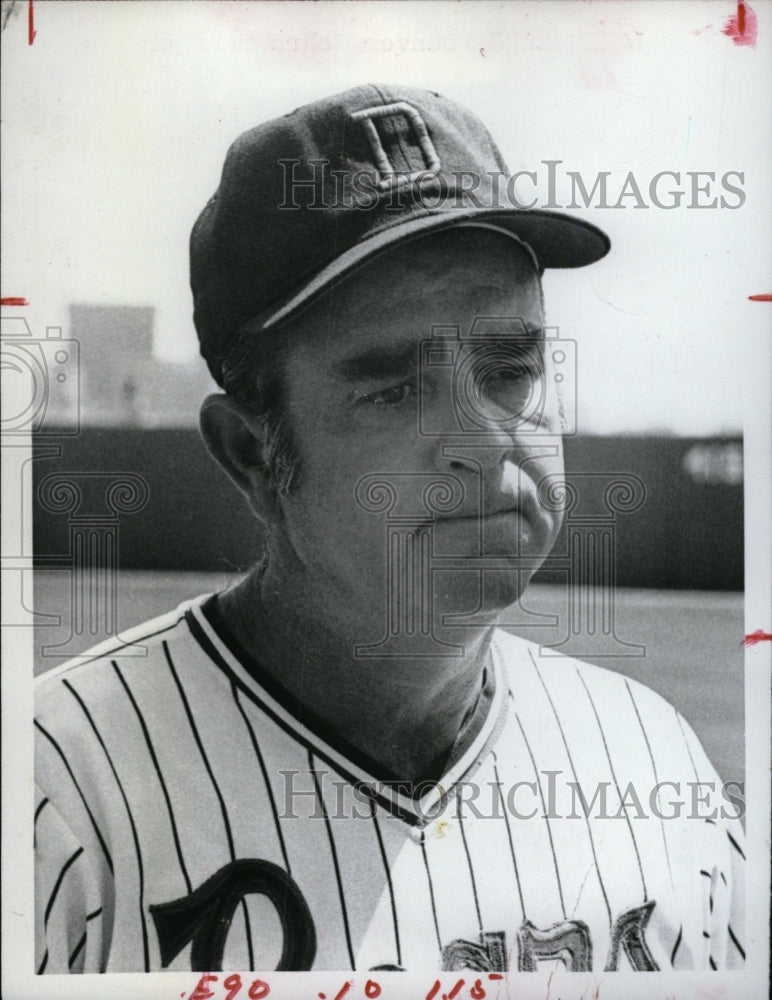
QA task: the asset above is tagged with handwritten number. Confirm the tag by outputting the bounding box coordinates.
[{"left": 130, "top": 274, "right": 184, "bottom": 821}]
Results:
[
  {"left": 190, "top": 975, "right": 218, "bottom": 1000},
  {"left": 223, "top": 973, "right": 242, "bottom": 1000}
]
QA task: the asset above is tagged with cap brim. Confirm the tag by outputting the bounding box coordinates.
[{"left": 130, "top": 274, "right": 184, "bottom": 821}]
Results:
[{"left": 260, "top": 207, "right": 610, "bottom": 331}]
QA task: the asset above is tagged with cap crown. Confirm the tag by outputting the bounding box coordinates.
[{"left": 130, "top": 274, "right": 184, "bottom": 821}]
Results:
[
  {"left": 191, "top": 84, "right": 511, "bottom": 380},
  {"left": 191, "top": 84, "right": 609, "bottom": 385}
]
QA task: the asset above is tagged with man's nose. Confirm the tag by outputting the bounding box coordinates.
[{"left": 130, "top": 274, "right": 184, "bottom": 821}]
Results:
[
  {"left": 442, "top": 430, "right": 515, "bottom": 477},
  {"left": 432, "top": 397, "right": 538, "bottom": 471},
  {"left": 423, "top": 387, "right": 506, "bottom": 476}
]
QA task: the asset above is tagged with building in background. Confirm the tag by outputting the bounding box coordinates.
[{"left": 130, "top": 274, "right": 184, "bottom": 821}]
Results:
[{"left": 69, "top": 304, "right": 216, "bottom": 427}]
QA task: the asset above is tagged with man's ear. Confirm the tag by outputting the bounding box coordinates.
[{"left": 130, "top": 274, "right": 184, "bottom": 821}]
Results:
[{"left": 199, "top": 393, "right": 282, "bottom": 524}]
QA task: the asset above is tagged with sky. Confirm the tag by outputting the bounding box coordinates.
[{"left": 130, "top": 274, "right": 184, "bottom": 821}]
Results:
[{"left": 2, "top": 0, "right": 771, "bottom": 434}]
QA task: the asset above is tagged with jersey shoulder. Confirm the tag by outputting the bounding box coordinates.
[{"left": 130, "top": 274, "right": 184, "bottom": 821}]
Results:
[
  {"left": 493, "top": 626, "right": 670, "bottom": 705},
  {"left": 491, "top": 627, "right": 714, "bottom": 777},
  {"left": 34, "top": 594, "right": 212, "bottom": 722}
]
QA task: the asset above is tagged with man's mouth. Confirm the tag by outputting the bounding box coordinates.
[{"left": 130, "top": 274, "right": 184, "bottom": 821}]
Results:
[
  {"left": 434, "top": 486, "right": 541, "bottom": 525},
  {"left": 437, "top": 504, "right": 521, "bottom": 523}
]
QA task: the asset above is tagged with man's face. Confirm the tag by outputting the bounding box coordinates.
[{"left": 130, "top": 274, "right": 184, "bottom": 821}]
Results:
[{"left": 270, "top": 228, "right": 566, "bottom": 643}]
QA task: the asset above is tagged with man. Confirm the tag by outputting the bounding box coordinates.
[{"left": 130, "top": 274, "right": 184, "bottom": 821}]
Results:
[{"left": 35, "top": 84, "right": 744, "bottom": 974}]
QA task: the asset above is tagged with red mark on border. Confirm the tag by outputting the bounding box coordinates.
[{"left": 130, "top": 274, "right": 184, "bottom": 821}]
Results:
[
  {"left": 722, "top": 1, "right": 757, "bottom": 46},
  {"left": 0, "top": 297, "right": 29, "bottom": 306},
  {"left": 742, "top": 630, "right": 772, "bottom": 647},
  {"left": 28, "top": 0, "right": 36, "bottom": 45},
  {"left": 748, "top": 293, "right": 772, "bottom": 302}
]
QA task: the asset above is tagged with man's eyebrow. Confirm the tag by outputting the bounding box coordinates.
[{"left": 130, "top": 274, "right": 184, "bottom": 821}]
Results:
[
  {"left": 469, "top": 321, "right": 545, "bottom": 339},
  {"left": 333, "top": 322, "right": 545, "bottom": 380},
  {"left": 334, "top": 342, "right": 420, "bottom": 381}
]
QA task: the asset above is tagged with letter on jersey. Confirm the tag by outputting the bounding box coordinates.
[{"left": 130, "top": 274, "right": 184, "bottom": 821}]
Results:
[{"left": 150, "top": 859, "right": 316, "bottom": 971}]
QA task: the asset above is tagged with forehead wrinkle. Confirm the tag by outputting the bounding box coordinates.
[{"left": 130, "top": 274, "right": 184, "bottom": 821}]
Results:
[
  {"left": 319, "top": 232, "right": 541, "bottom": 321},
  {"left": 313, "top": 274, "right": 543, "bottom": 340},
  {"left": 334, "top": 341, "right": 421, "bottom": 382}
]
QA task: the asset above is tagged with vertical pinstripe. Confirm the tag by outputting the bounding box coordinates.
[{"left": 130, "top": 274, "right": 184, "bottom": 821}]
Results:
[
  {"left": 68, "top": 931, "right": 86, "bottom": 969},
  {"left": 457, "top": 812, "right": 483, "bottom": 936},
  {"left": 34, "top": 721, "right": 114, "bottom": 874},
  {"left": 670, "top": 926, "right": 682, "bottom": 965},
  {"left": 624, "top": 680, "right": 675, "bottom": 889},
  {"left": 372, "top": 814, "right": 402, "bottom": 967},
  {"left": 571, "top": 665, "right": 647, "bottom": 903},
  {"left": 163, "top": 642, "right": 255, "bottom": 969},
  {"left": 163, "top": 642, "right": 235, "bottom": 858},
  {"left": 113, "top": 662, "right": 192, "bottom": 895},
  {"left": 673, "top": 692, "right": 724, "bottom": 967},
  {"left": 44, "top": 847, "right": 84, "bottom": 928},
  {"left": 728, "top": 926, "right": 745, "bottom": 960},
  {"left": 420, "top": 834, "right": 443, "bottom": 952},
  {"left": 309, "top": 749, "right": 355, "bottom": 968},
  {"left": 726, "top": 831, "right": 745, "bottom": 861},
  {"left": 492, "top": 755, "right": 526, "bottom": 920},
  {"left": 674, "top": 710, "right": 700, "bottom": 781},
  {"left": 62, "top": 679, "right": 150, "bottom": 971},
  {"left": 231, "top": 683, "right": 292, "bottom": 874},
  {"left": 531, "top": 662, "right": 615, "bottom": 924},
  {"left": 513, "top": 702, "right": 566, "bottom": 919}
]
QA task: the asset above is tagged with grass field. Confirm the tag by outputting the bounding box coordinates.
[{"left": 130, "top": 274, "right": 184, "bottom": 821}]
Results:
[{"left": 33, "top": 570, "right": 744, "bottom": 787}]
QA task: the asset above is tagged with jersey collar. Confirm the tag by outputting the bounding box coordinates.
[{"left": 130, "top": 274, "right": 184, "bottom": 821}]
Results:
[{"left": 186, "top": 596, "right": 509, "bottom": 827}]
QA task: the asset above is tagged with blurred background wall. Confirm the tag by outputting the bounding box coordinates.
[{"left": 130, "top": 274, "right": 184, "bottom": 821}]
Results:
[{"left": 32, "top": 426, "right": 743, "bottom": 589}]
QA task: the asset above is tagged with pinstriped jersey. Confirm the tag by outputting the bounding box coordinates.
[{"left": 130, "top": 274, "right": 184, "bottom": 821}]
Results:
[{"left": 34, "top": 594, "right": 745, "bottom": 974}]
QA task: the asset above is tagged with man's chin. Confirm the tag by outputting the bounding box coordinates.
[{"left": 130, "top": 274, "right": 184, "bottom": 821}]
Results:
[
  {"left": 341, "top": 566, "right": 536, "bottom": 655},
  {"left": 432, "top": 568, "right": 532, "bottom": 627}
]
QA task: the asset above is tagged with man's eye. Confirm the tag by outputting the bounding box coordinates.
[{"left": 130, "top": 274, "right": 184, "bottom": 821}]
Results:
[
  {"left": 469, "top": 344, "right": 544, "bottom": 383},
  {"left": 486, "top": 365, "right": 541, "bottom": 384},
  {"left": 359, "top": 381, "right": 416, "bottom": 406},
  {"left": 482, "top": 362, "right": 543, "bottom": 395}
]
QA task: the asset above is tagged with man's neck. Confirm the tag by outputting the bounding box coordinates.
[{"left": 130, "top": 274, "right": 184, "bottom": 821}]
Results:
[{"left": 213, "top": 564, "right": 497, "bottom": 784}]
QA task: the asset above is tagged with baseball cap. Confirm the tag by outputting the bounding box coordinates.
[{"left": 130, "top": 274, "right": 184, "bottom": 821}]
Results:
[{"left": 191, "top": 83, "right": 610, "bottom": 386}]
